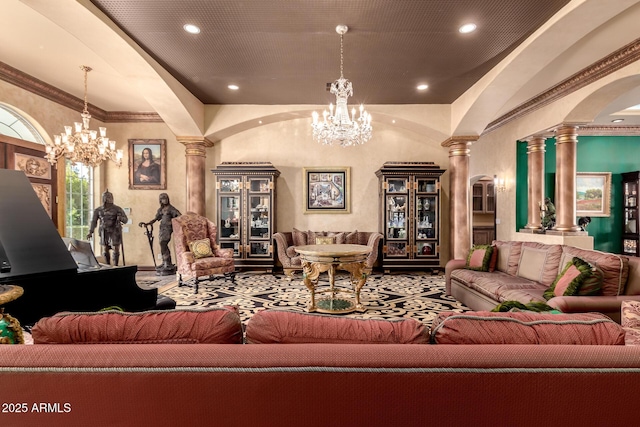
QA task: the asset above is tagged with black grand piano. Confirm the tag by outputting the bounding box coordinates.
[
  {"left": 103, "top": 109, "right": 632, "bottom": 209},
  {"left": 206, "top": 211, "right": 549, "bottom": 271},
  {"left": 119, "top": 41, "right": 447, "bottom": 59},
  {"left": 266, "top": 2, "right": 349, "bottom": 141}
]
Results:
[{"left": 0, "top": 169, "right": 162, "bottom": 325}]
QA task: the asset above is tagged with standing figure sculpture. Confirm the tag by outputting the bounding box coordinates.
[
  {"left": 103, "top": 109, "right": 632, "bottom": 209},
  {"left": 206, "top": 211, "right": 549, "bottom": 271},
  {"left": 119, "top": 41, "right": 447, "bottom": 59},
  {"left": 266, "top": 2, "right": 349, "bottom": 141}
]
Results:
[
  {"left": 540, "top": 197, "right": 556, "bottom": 230},
  {"left": 133, "top": 147, "right": 161, "bottom": 185},
  {"left": 87, "top": 189, "right": 128, "bottom": 266},
  {"left": 138, "top": 193, "right": 181, "bottom": 275}
]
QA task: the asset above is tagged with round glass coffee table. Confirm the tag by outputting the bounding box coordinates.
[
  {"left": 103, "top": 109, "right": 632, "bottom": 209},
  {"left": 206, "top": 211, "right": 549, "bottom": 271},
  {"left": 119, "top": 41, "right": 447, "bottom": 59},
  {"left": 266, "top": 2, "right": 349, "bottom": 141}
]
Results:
[{"left": 294, "top": 244, "right": 371, "bottom": 314}]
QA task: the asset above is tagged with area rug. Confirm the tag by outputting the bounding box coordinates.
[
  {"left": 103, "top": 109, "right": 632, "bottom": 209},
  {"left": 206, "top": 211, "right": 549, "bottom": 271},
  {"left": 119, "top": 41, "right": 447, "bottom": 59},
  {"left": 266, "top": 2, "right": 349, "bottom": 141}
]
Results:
[{"left": 160, "top": 272, "right": 470, "bottom": 324}]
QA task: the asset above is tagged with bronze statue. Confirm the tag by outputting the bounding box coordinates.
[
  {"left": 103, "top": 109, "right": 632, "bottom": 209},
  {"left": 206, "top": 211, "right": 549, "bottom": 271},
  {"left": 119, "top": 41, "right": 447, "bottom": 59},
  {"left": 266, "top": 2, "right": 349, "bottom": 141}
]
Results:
[
  {"left": 87, "top": 189, "right": 128, "bottom": 265},
  {"left": 540, "top": 197, "right": 556, "bottom": 230},
  {"left": 138, "top": 193, "right": 181, "bottom": 275}
]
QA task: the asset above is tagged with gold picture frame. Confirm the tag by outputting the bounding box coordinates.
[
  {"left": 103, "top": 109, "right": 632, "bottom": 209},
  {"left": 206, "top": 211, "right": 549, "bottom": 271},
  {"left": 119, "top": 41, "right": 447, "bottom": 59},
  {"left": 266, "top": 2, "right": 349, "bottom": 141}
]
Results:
[
  {"left": 303, "top": 167, "right": 350, "bottom": 214},
  {"left": 128, "top": 139, "right": 167, "bottom": 190},
  {"left": 576, "top": 172, "right": 611, "bottom": 217}
]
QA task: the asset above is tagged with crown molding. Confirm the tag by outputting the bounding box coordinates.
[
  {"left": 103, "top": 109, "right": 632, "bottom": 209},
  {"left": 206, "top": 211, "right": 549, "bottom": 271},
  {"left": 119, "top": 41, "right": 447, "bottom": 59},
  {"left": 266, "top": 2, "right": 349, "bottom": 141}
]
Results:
[
  {"left": 484, "top": 37, "right": 640, "bottom": 135},
  {"left": 0, "top": 61, "right": 162, "bottom": 123}
]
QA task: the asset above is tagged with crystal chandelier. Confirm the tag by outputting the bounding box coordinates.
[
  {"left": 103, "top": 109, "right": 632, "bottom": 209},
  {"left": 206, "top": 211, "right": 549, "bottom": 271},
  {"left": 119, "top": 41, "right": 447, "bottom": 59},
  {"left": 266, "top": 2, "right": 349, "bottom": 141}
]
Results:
[
  {"left": 311, "top": 25, "right": 372, "bottom": 147},
  {"left": 45, "top": 65, "right": 123, "bottom": 167}
]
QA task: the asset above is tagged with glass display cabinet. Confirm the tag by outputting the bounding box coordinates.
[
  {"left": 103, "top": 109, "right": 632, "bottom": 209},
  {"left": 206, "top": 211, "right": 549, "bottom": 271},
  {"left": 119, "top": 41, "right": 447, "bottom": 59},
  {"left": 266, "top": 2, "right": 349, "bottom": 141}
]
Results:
[
  {"left": 376, "top": 162, "right": 445, "bottom": 272},
  {"left": 211, "top": 162, "right": 280, "bottom": 271},
  {"left": 622, "top": 171, "right": 639, "bottom": 256}
]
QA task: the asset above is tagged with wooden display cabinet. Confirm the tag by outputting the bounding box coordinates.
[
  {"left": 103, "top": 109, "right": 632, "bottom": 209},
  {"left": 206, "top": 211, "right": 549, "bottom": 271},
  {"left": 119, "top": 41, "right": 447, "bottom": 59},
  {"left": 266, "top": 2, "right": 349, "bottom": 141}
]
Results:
[
  {"left": 622, "top": 171, "right": 640, "bottom": 256},
  {"left": 211, "top": 162, "right": 280, "bottom": 271},
  {"left": 375, "top": 162, "right": 445, "bottom": 272}
]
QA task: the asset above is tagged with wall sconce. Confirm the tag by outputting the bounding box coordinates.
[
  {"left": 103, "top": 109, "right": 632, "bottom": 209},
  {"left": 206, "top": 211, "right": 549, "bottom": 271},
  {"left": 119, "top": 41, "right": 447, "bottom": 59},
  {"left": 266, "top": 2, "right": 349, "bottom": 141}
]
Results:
[{"left": 494, "top": 175, "right": 506, "bottom": 193}]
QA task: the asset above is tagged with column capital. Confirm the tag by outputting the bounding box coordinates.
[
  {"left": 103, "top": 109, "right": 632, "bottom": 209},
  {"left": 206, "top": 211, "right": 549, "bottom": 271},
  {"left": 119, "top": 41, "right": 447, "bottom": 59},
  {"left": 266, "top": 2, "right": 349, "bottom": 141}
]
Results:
[
  {"left": 176, "top": 136, "right": 214, "bottom": 148},
  {"left": 440, "top": 135, "right": 478, "bottom": 148}
]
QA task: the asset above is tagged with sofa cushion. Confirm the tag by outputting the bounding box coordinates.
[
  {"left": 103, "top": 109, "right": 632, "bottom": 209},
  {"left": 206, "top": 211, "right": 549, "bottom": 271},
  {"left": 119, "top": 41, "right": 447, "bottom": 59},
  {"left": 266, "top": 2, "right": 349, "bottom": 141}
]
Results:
[
  {"left": 465, "top": 245, "right": 494, "bottom": 272},
  {"left": 517, "top": 242, "right": 563, "bottom": 286},
  {"left": 488, "top": 244, "right": 498, "bottom": 272},
  {"left": 621, "top": 300, "right": 640, "bottom": 345},
  {"left": 292, "top": 228, "right": 307, "bottom": 246},
  {"left": 430, "top": 311, "right": 625, "bottom": 345},
  {"left": 560, "top": 246, "right": 629, "bottom": 296},
  {"left": 543, "top": 257, "right": 593, "bottom": 300},
  {"left": 493, "top": 241, "right": 522, "bottom": 275},
  {"left": 345, "top": 230, "right": 358, "bottom": 244},
  {"left": 245, "top": 309, "right": 429, "bottom": 344},
  {"left": 31, "top": 307, "right": 244, "bottom": 344}
]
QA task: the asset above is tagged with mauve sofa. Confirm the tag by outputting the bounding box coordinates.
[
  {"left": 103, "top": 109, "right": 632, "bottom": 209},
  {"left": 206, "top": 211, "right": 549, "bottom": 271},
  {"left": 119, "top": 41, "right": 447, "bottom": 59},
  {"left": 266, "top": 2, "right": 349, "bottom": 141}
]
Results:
[
  {"left": 445, "top": 240, "right": 640, "bottom": 322},
  {"left": 2, "top": 307, "right": 640, "bottom": 426}
]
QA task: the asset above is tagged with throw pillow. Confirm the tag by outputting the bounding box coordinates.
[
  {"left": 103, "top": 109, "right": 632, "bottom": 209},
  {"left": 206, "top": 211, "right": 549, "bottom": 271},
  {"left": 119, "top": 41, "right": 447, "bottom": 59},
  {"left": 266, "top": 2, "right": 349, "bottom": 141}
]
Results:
[
  {"left": 465, "top": 245, "right": 494, "bottom": 272},
  {"left": 31, "top": 307, "right": 244, "bottom": 344},
  {"left": 345, "top": 230, "right": 359, "bottom": 244},
  {"left": 315, "top": 236, "right": 335, "bottom": 245},
  {"left": 430, "top": 311, "right": 625, "bottom": 345},
  {"left": 543, "top": 257, "right": 593, "bottom": 300},
  {"left": 578, "top": 264, "right": 603, "bottom": 296},
  {"left": 189, "top": 238, "right": 214, "bottom": 259},
  {"left": 292, "top": 228, "right": 307, "bottom": 246},
  {"left": 245, "top": 309, "right": 429, "bottom": 344},
  {"left": 491, "top": 300, "right": 558, "bottom": 313}
]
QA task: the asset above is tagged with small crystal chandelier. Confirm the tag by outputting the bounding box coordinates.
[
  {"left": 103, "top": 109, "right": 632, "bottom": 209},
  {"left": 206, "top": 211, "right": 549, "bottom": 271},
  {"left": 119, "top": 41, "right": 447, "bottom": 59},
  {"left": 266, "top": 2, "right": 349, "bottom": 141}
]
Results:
[
  {"left": 45, "top": 65, "right": 123, "bottom": 167},
  {"left": 311, "top": 25, "right": 372, "bottom": 147}
]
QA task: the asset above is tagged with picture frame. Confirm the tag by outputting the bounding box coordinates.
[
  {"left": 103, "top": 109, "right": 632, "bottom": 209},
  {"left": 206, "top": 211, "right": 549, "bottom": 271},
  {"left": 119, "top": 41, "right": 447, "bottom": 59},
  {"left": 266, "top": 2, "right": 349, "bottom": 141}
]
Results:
[
  {"left": 576, "top": 172, "right": 611, "bottom": 217},
  {"left": 128, "top": 139, "right": 166, "bottom": 190},
  {"left": 303, "top": 167, "right": 350, "bottom": 213}
]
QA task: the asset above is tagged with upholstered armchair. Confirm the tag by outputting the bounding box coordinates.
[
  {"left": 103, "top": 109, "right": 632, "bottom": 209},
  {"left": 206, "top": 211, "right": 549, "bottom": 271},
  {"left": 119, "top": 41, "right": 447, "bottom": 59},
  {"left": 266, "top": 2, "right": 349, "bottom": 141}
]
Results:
[{"left": 172, "top": 212, "right": 235, "bottom": 293}]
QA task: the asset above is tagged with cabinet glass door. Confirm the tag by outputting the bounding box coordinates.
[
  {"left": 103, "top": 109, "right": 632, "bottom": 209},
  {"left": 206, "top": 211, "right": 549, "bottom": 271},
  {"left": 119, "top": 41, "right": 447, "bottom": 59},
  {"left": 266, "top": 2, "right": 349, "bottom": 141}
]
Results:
[
  {"left": 386, "top": 194, "right": 408, "bottom": 257},
  {"left": 219, "top": 195, "right": 241, "bottom": 256},
  {"left": 247, "top": 178, "right": 271, "bottom": 258}
]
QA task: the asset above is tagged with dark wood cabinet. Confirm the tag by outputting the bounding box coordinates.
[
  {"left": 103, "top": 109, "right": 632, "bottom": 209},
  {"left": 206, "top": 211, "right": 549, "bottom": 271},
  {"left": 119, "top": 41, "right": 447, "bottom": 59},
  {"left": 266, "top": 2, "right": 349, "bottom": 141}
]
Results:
[
  {"left": 375, "top": 162, "right": 445, "bottom": 272},
  {"left": 211, "top": 162, "right": 280, "bottom": 271},
  {"left": 622, "top": 171, "right": 640, "bottom": 256}
]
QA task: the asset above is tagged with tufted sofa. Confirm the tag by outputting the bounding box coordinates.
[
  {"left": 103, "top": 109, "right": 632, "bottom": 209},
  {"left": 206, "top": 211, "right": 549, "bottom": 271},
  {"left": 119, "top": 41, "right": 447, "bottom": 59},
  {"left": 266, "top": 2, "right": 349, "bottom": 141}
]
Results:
[
  {"left": 273, "top": 229, "right": 383, "bottom": 279},
  {"left": 3, "top": 306, "right": 640, "bottom": 426},
  {"left": 445, "top": 240, "right": 640, "bottom": 323}
]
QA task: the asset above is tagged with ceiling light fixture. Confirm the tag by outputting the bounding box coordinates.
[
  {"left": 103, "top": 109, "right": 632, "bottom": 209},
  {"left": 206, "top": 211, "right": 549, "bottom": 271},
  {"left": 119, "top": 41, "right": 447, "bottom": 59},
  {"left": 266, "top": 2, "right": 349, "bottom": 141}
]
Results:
[
  {"left": 417, "top": 84, "right": 429, "bottom": 91},
  {"left": 459, "top": 23, "right": 477, "bottom": 33},
  {"left": 311, "top": 25, "right": 372, "bottom": 147},
  {"left": 228, "top": 84, "right": 239, "bottom": 90},
  {"left": 612, "top": 118, "right": 624, "bottom": 123},
  {"left": 45, "top": 66, "right": 122, "bottom": 168},
  {"left": 183, "top": 24, "right": 200, "bottom": 34}
]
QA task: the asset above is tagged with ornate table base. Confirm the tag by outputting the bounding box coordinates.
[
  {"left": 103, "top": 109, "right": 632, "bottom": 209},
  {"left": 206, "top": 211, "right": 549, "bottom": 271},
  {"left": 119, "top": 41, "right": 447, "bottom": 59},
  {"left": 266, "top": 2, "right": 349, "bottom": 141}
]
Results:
[{"left": 295, "top": 244, "right": 371, "bottom": 314}]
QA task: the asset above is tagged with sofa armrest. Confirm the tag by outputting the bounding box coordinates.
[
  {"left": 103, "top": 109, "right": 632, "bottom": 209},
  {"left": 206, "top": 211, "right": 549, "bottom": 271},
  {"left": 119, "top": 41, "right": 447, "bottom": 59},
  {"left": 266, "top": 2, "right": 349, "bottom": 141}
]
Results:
[
  {"left": 365, "top": 232, "right": 383, "bottom": 268},
  {"left": 273, "top": 232, "right": 293, "bottom": 267},
  {"left": 445, "top": 259, "right": 467, "bottom": 296},
  {"left": 547, "top": 295, "right": 640, "bottom": 323}
]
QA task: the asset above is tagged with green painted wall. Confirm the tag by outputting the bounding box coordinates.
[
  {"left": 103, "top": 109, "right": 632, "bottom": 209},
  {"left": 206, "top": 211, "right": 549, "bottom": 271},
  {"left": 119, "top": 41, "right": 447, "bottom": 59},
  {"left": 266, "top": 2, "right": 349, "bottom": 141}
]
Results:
[{"left": 516, "top": 136, "right": 640, "bottom": 253}]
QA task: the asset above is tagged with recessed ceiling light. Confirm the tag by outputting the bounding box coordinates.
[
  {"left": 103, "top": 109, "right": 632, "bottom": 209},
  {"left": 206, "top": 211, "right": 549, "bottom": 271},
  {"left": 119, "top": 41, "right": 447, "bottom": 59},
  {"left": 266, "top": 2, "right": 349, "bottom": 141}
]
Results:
[
  {"left": 612, "top": 118, "right": 624, "bottom": 123},
  {"left": 459, "top": 23, "right": 477, "bottom": 34},
  {"left": 417, "top": 84, "right": 429, "bottom": 91},
  {"left": 183, "top": 24, "right": 200, "bottom": 34},
  {"left": 228, "top": 84, "right": 239, "bottom": 90}
]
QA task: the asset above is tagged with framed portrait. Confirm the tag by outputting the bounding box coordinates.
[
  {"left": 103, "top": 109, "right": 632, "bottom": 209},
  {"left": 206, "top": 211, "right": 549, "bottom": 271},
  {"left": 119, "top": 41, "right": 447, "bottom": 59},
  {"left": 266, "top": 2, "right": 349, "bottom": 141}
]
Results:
[
  {"left": 128, "top": 139, "right": 166, "bottom": 190},
  {"left": 303, "top": 167, "right": 350, "bottom": 213},
  {"left": 576, "top": 172, "right": 611, "bottom": 217}
]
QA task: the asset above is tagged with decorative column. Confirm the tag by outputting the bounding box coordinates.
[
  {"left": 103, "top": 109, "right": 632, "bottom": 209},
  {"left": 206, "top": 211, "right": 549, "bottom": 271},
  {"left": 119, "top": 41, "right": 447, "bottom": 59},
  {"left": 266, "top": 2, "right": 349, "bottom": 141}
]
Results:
[
  {"left": 553, "top": 125, "right": 581, "bottom": 232},
  {"left": 443, "top": 136, "right": 477, "bottom": 260},
  {"left": 177, "top": 136, "right": 214, "bottom": 216},
  {"left": 524, "top": 136, "right": 546, "bottom": 229}
]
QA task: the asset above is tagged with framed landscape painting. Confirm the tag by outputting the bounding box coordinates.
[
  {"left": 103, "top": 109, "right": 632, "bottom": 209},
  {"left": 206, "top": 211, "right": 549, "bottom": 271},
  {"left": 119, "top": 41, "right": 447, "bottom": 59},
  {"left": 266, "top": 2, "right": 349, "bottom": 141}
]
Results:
[
  {"left": 128, "top": 139, "right": 166, "bottom": 190},
  {"left": 576, "top": 172, "right": 611, "bottom": 217},
  {"left": 303, "top": 167, "right": 350, "bottom": 213}
]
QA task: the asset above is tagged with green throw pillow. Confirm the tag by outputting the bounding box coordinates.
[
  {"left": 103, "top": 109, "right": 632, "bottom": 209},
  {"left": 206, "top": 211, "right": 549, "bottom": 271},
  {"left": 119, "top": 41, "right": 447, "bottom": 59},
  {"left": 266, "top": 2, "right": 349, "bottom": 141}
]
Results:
[
  {"left": 492, "top": 300, "right": 558, "bottom": 313},
  {"left": 543, "top": 257, "right": 593, "bottom": 300},
  {"left": 465, "top": 245, "right": 494, "bottom": 272}
]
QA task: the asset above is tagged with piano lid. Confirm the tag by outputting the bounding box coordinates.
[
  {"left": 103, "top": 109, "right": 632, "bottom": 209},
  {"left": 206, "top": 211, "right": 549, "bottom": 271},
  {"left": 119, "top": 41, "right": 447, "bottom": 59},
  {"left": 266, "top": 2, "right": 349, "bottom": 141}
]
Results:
[{"left": 0, "top": 169, "right": 77, "bottom": 283}]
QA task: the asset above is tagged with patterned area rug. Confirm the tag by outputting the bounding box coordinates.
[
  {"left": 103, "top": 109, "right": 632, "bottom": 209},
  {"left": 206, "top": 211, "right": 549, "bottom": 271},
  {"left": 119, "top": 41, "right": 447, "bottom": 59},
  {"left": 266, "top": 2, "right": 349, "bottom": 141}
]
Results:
[{"left": 161, "top": 272, "right": 470, "bottom": 324}]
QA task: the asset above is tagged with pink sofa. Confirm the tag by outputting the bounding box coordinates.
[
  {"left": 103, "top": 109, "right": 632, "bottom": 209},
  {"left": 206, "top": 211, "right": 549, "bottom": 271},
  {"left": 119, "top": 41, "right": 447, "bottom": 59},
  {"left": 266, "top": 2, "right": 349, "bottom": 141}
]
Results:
[
  {"left": 2, "top": 307, "right": 640, "bottom": 426},
  {"left": 445, "top": 240, "right": 640, "bottom": 322}
]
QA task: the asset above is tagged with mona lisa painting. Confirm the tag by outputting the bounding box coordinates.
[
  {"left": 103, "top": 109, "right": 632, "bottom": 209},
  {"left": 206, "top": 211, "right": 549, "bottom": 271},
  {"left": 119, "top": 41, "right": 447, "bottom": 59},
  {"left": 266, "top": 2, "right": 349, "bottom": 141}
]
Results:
[{"left": 128, "top": 139, "right": 167, "bottom": 190}]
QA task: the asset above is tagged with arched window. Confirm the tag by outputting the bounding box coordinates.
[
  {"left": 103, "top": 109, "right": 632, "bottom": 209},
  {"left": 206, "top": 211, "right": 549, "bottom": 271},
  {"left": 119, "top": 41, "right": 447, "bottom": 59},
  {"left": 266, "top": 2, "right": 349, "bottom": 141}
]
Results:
[{"left": 0, "top": 104, "right": 93, "bottom": 239}]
